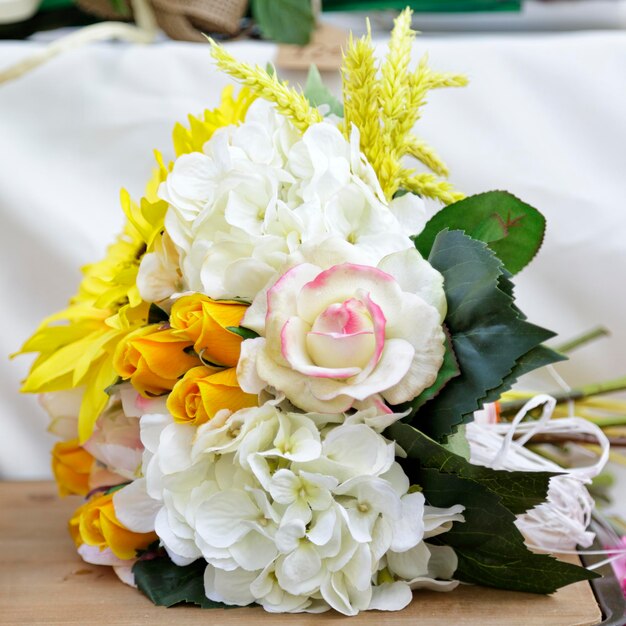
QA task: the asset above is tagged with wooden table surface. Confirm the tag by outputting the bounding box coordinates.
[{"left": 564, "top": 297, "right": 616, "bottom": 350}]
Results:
[{"left": 0, "top": 481, "right": 603, "bottom": 626}]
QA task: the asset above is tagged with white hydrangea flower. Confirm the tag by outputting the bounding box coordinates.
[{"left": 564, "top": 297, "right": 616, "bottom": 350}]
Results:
[
  {"left": 149, "top": 100, "right": 426, "bottom": 302},
  {"left": 114, "top": 405, "right": 464, "bottom": 616}
]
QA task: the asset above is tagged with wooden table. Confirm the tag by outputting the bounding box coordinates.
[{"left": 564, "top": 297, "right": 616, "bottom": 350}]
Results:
[{"left": 0, "top": 481, "right": 603, "bottom": 625}]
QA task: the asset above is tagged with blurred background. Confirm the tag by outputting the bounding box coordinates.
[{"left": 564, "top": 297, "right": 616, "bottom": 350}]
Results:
[{"left": 1, "top": 1, "right": 625, "bottom": 527}]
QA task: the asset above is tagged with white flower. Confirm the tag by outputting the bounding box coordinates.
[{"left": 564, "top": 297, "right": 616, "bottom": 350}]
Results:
[
  {"left": 114, "top": 405, "right": 464, "bottom": 615},
  {"left": 39, "top": 388, "right": 83, "bottom": 439},
  {"left": 155, "top": 100, "right": 424, "bottom": 302},
  {"left": 136, "top": 233, "right": 182, "bottom": 302},
  {"left": 237, "top": 248, "right": 446, "bottom": 413},
  {"left": 83, "top": 397, "right": 143, "bottom": 482}
]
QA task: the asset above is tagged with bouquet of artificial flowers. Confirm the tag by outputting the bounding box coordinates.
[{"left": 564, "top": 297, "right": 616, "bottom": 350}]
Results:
[{"left": 17, "top": 8, "right": 601, "bottom": 615}]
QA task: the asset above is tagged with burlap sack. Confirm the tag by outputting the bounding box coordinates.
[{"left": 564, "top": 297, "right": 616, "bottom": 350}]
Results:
[{"left": 75, "top": 0, "right": 248, "bottom": 41}]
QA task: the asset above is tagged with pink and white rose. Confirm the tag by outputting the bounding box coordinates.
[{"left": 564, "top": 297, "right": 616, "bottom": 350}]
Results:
[{"left": 237, "top": 248, "right": 446, "bottom": 413}]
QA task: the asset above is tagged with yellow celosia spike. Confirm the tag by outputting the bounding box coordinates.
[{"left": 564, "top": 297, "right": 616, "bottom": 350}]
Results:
[
  {"left": 398, "top": 171, "right": 465, "bottom": 205},
  {"left": 379, "top": 8, "right": 415, "bottom": 143},
  {"left": 208, "top": 38, "right": 322, "bottom": 132},
  {"left": 341, "top": 27, "right": 380, "bottom": 163},
  {"left": 402, "top": 136, "right": 449, "bottom": 178}
]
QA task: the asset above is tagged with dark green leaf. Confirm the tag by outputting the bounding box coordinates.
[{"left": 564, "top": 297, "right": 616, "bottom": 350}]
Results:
[
  {"left": 226, "top": 326, "right": 260, "bottom": 340},
  {"left": 409, "top": 230, "right": 557, "bottom": 441},
  {"left": 416, "top": 469, "right": 598, "bottom": 593},
  {"left": 414, "top": 191, "right": 545, "bottom": 275},
  {"left": 251, "top": 0, "right": 315, "bottom": 45},
  {"left": 148, "top": 303, "right": 169, "bottom": 324},
  {"left": 484, "top": 344, "right": 566, "bottom": 405},
  {"left": 387, "top": 422, "right": 555, "bottom": 514},
  {"left": 303, "top": 65, "right": 344, "bottom": 117},
  {"left": 133, "top": 557, "right": 236, "bottom": 609}
]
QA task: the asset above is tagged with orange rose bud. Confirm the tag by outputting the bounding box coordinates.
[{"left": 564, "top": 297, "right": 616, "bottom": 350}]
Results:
[
  {"left": 69, "top": 492, "right": 157, "bottom": 560},
  {"left": 167, "top": 365, "right": 258, "bottom": 426},
  {"left": 51, "top": 439, "right": 94, "bottom": 497},
  {"left": 113, "top": 324, "right": 200, "bottom": 396},
  {"left": 170, "top": 295, "right": 248, "bottom": 367}
]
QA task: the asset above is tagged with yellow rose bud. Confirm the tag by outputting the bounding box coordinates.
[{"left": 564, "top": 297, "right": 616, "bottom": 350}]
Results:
[
  {"left": 69, "top": 492, "right": 157, "bottom": 560},
  {"left": 167, "top": 365, "right": 258, "bottom": 425},
  {"left": 51, "top": 439, "right": 94, "bottom": 497},
  {"left": 113, "top": 324, "right": 200, "bottom": 396},
  {"left": 170, "top": 295, "right": 248, "bottom": 367}
]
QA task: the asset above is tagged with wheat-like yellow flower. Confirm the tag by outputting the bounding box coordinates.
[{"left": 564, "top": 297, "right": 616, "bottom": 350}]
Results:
[
  {"left": 208, "top": 38, "right": 322, "bottom": 131},
  {"left": 340, "top": 9, "right": 467, "bottom": 203},
  {"left": 398, "top": 171, "right": 465, "bottom": 205},
  {"left": 341, "top": 27, "right": 380, "bottom": 159}
]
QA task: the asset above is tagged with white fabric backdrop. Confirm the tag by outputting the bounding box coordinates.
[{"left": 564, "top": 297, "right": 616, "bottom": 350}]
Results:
[{"left": 1, "top": 30, "right": 625, "bottom": 480}]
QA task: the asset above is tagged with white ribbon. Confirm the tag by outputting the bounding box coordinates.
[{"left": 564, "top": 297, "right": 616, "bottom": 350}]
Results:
[{"left": 468, "top": 393, "right": 610, "bottom": 552}]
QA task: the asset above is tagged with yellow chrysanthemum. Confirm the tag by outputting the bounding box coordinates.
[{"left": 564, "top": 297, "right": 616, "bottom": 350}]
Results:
[
  {"left": 172, "top": 84, "right": 256, "bottom": 156},
  {"left": 17, "top": 86, "right": 252, "bottom": 443}
]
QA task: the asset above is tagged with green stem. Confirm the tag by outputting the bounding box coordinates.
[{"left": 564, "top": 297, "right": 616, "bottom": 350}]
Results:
[
  {"left": 554, "top": 326, "right": 610, "bottom": 354},
  {"left": 500, "top": 375, "right": 626, "bottom": 414}
]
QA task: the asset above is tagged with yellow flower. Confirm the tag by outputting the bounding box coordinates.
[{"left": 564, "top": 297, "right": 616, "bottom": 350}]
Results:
[
  {"left": 167, "top": 365, "right": 258, "bottom": 426},
  {"left": 113, "top": 325, "right": 200, "bottom": 397},
  {"left": 69, "top": 492, "right": 157, "bottom": 560},
  {"left": 173, "top": 85, "right": 256, "bottom": 157},
  {"left": 51, "top": 440, "right": 94, "bottom": 497},
  {"left": 17, "top": 85, "right": 253, "bottom": 442},
  {"left": 170, "top": 295, "right": 248, "bottom": 367}
]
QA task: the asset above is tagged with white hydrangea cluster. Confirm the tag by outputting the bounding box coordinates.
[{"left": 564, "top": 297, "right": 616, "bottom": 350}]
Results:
[
  {"left": 139, "top": 100, "right": 426, "bottom": 302},
  {"left": 115, "top": 406, "right": 464, "bottom": 615}
]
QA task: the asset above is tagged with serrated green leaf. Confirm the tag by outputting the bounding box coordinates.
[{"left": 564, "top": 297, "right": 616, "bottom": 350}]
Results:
[
  {"left": 251, "top": 0, "right": 315, "bottom": 45},
  {"left": 483, "top": 344, "right": 566, "bottom": 405},
  {"left": 133, "top": 557, "right": 236, "bottom": 609},
  {"left": 303, "top": 65, "right": 344, "bottom": 117},
  {"left": 414, "top": 191, "right": 545, "bottom": 275},
  {"left": 386, "top": 422, "right": 555, "bottom": 514},
  {"left": 226, "top": 326, "right": 260, "bottom": 340},
  {"left": 409, "top": 230, "right": 558, "bottom": 441},
  {"left": 441, "top": 424, "right": 470, "bottom": 460},
  {"left": 416, "top": 468, "right": 599, "bottom": 593}
]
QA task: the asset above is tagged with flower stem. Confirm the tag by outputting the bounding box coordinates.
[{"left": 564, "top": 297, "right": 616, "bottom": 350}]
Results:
[
  {"left": 554, "top": 325, "right": 610, "bottom": 354},
  {"left": 500, "top": 375, "right": 626, "bottom": 414}
]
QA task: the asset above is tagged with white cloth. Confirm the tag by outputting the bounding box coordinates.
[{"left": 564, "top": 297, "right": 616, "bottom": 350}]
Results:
[{"left": 1, "top": 31, "right": 626, "bottom": 479}]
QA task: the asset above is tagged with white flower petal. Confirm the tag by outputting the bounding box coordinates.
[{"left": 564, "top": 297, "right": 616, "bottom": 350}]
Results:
[
  {"left": 113, "top": 478, "right": 160, "bottom": 533},
  {"left": 368, "top": 582, "right": 413, "bottom": 611},
  {"left": 204, "top": 564, "right": 258, "bottom": 606}
]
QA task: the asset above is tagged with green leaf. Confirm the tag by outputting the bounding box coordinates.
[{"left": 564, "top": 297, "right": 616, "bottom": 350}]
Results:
[
  {"left": 133, "top": 557, "right": 237, "bottom": 609},
  {"left": 441, "top": 424, "right": 470, "bottom": 460},
  {"left": 387, "top": 423, "right": 555, "bottom": 514},
  {"left": 251, "top": 0, "right": 315, "bottom": 45},
  {"left": 484, "top": 344, "right": 566, "bottom": 405},
  {"left": 148, "top": 303, "right": 169, "bottom": 325},
  {"left": 416, "top": 468, "right": 599, "bottom": 593},
  {"left": 413, "top": 191, "right": 545, "bottom": 275},
  {"left": 303, "top": 65, "right": 344, "bottom": 117},
  {"left": 409, "top": 230, "right": 558, "bottom": 441},
  {"left": 226, "top": 326, "right": 260, "bottom": 340}
]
